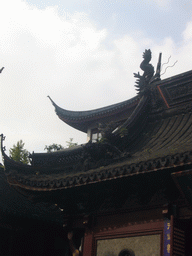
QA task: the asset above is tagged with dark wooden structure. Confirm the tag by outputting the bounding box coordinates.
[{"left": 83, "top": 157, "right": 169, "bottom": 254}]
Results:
[{"left": 1, "top": 52, "right": 192, "bottom": 255}]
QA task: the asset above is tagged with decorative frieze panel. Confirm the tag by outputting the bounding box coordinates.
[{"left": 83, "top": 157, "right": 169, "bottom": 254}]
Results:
[
  {"left": 167, "top": 82, "right": 192, "bottom": 100},
  {"left": 157, "top": 81, "right": 192, "bottom": 108}
]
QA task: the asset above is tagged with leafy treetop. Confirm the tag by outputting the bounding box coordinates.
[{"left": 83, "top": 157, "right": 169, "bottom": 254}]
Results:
[
  {"left": 44, "top": 138, "right": 78, "bottom": 153},
  {"left": 66, "top": 138, "right": 78, "bottom": 148},
  {"left": 44, "top": 143, "right": 64, "bottom": 153},
  {"left": 9, "top": 140, "right": 29, "bottom": 164}
]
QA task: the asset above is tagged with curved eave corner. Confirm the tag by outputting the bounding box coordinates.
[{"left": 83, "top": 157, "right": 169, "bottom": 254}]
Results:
[
  {"left": 48, "top": 95, "right": 140, "bottom": 133},
  {"left": 0, "top": 134, "right": 6, "bottom": 166}
]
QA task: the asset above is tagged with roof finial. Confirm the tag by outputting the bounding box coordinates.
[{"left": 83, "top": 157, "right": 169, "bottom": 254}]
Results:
[{"left": 155, "top": 52, "right": 162, "bottom": 79}]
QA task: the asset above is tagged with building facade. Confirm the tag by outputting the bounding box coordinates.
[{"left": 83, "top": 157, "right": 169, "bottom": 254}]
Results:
[{"left": 1, "top": 51, "right": 192, "bottom": 255}]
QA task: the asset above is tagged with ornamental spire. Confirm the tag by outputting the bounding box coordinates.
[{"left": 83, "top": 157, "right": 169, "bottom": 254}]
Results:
[{"left": 0, "top": 67, "right": 4, "bottom": 73}]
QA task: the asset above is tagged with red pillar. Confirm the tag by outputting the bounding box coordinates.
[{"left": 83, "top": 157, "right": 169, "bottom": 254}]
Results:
[{"left": 83, "top": 231, "right": 94, "bottom": 256}]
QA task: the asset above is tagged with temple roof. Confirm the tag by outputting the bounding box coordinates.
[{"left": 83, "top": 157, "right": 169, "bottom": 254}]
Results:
[
  {"left": 1, "top": 70, "right": 192, "bottom": 192},
  {"left": 1, "top": 67, "right": 192, "bottom": 220}
]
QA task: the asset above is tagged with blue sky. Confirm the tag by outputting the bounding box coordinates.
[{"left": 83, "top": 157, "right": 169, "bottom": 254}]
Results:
[
  {"left": 1, "top": 0, "right": 192, "bottom": 163},
  {"left": 26, "top": 0, "right": 191, "bottom": 41}
]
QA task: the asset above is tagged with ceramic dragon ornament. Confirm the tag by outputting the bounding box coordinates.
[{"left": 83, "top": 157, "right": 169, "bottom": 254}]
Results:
[{"left": 134, "top": 49, "right": 155, "bottom": 94}]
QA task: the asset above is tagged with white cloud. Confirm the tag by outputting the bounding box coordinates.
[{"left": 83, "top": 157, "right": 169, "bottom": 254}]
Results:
[
  {"left": 0, "top": 0, "right": 137, "bottom": 161},
  {"left": 182, "top": 21, "right": 192, "bottom": 42}
]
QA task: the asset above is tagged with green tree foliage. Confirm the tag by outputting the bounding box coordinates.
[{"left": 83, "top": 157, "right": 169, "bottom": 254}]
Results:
[
  {"left": 9, "top": 140, "right": 29, "bottom": 164},
  {"left": 44, "top": 138, "right": 78, "bottom": 152},
  {"left": 66, "top": 138, "right": 78, "bottom": 148},
  {"left": 44, "top": 143, "right": 64, "bottom": 153}
]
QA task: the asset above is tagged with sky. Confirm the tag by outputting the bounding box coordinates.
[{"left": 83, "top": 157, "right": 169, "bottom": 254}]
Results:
[{"left": 1, "top": 0, "right": 192, "bottom": 163}]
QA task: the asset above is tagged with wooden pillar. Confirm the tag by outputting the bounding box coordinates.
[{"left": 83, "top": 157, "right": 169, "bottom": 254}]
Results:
[{"left": 82, "top": 230, "right": 94, "bottom": 256}]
